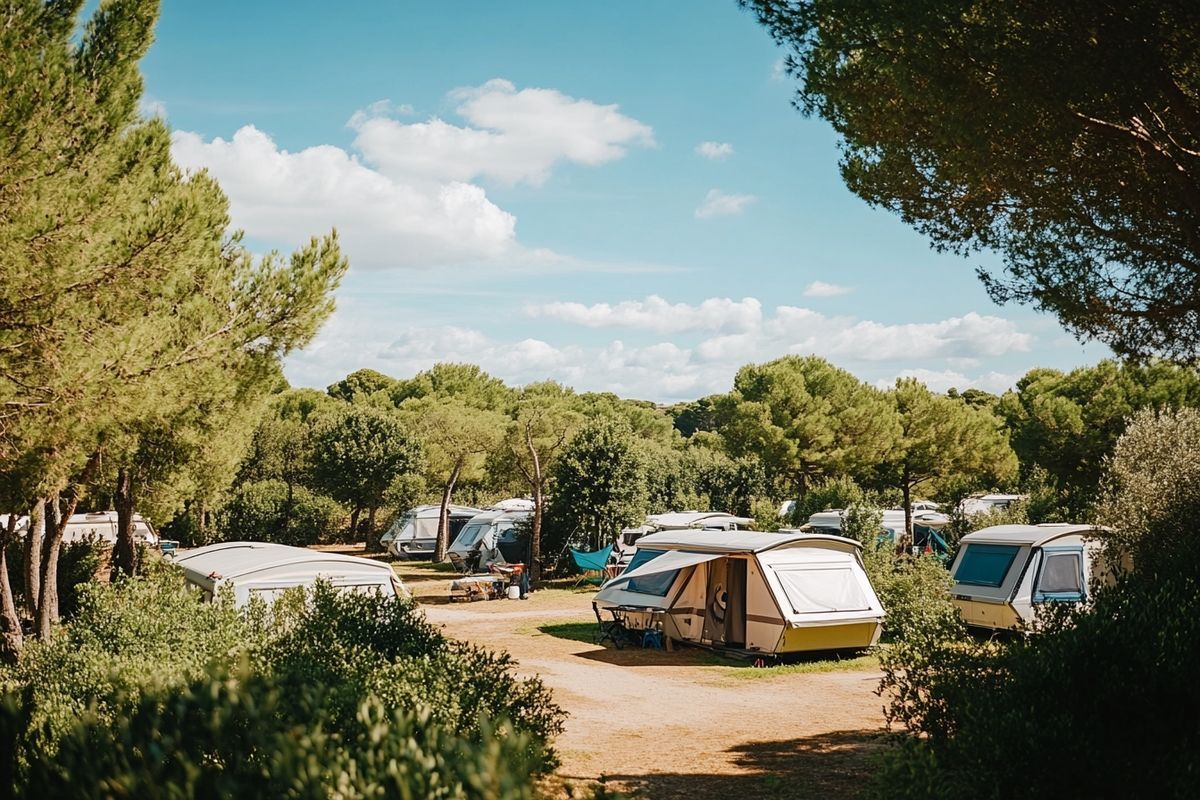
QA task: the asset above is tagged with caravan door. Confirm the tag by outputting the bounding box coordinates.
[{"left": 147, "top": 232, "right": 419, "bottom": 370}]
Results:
[{"left": 702, "top": 558, "right": 748, "bottom": 647}]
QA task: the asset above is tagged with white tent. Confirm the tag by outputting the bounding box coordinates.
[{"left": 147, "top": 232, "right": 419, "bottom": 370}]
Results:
[
  {"left": 446, "top": 507, "right": 532, "bottom": 572},
  {"left": 595, "top": 530, "right": 884, "bottom": 655},
  {"left": 172, "top": 542, "right": 405, "bottom": 606},
  {"left": 382, "top": 504, "right": 482, "bottom": 558},
  {"left": 949, "top": 524, "right": 1107, "bottom": 631}
]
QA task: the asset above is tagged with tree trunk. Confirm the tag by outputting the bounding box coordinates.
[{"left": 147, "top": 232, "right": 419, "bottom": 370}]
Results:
[
  {"left": 365, "top": 505, "right": 377, "bottom": 550},
  {"left": 0, "top": 513, "right": 24, "bottom": 663},
  {"left": 38, "top": 449, "right": 102, "bottom": 639},
  {"left": 348, "top": 507, "right": 360, "bottom": 544},
  {"left": 112, "top": 466, "right": 137, "bottom": 578},
  {"left": 434, "top": 460, "right": 464, "bottom": 562},
  {"left": 526, "top": 425, "right": 545, "bottom": 583},
  {"left": 23, "top": 499, "right": 44, "bottom": 616},
  {"left": 901, "top": 464, "right": 913, "bottom": 554}
]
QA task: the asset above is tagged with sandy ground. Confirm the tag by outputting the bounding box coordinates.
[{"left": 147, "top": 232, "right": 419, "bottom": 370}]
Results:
[{"left": 392, "top": 560, "right": 890, "bottom": 799}]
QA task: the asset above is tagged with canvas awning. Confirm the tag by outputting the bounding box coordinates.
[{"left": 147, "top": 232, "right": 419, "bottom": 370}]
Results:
[
  {"left": 614, "top": 549, "right": 723, "bottom": 583},
  {"left": 596, "top": 549, "right": 726, "bottom": 606}
]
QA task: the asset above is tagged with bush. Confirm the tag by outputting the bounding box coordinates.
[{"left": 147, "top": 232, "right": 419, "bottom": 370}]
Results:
[
  {"left": 219, "top": 479, "right": 345, "bottom": 545},
  {"left": 0, "top": 565, "right": 565, "bottom": 796},
  {"left": 4, "top": 537, "right": 107, "bottom": 620}
]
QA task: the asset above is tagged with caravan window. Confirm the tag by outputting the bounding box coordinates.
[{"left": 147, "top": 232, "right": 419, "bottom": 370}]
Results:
[
  {"left": 955, "top": 544, "right": 1020, "bottom": 587},
  {"left": 1034, "top": 549, "right": 1084, "bottom": 602},
  {"left": 626, "top": 569, "right": 678, "bottom": 597},
  {"left": 774, "top": 566, "right": 870, "bottom": 613},
  {"left": 624, "top": 548, "right": 666, "bottom": 573},
  {"left": 455, "top": 523, "right": 488, "bottom": 547}
]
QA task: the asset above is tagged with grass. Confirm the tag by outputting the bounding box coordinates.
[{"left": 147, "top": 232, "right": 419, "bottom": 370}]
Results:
[{"left": 721, "top": 651, "right": 880, "bottom": 679}]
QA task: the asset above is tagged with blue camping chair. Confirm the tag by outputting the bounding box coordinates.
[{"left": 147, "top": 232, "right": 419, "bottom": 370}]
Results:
[{"left": 570, "top": 543, "right": 614, "bottom": 586}]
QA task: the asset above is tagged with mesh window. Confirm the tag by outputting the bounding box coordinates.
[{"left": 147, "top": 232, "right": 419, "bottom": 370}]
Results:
[
  {"left": 955, "top": 544, "right": 1020, "bottom": 587},
  {"left": 1037, "top": 553, "right": 1082, "bottom": 595},
  {"left": 627, "top": 568, "right": 679, "bottom": 597}
]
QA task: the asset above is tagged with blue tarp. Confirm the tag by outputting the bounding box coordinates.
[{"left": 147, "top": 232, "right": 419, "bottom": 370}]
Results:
[{"left": 570, "top": 543, "right": 613, "bottom": 572}]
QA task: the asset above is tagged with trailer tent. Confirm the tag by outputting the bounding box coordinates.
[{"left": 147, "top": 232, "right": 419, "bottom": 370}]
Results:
[
  {"left": 950, "top": 524, "right": 1107, "bottom": 631},
  {"left": 172, "top": 542, "right": 406, "bottom": 606},
  {"left": 594, "top": 530, "right": 884, "bottom": 655}
]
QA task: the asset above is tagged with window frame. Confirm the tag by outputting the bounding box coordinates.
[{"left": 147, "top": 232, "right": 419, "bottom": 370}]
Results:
[{"left": 1032, "top": 546, "right": 1086, "bottom": 603}]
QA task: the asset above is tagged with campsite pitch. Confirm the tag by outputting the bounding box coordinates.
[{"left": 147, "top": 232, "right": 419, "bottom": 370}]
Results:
[{"left": 394, "top": 560, "right": 889, "bottom": 799}]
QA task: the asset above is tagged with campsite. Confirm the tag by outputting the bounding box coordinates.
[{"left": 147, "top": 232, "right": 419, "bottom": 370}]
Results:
[{"left": 4, "top": 1, "right": 1200, "bottom": 798}]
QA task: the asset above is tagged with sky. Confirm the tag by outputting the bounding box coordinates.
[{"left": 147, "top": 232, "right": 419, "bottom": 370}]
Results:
[{"left": 140, "top": 0, "right": 1108, "bottom": 403}]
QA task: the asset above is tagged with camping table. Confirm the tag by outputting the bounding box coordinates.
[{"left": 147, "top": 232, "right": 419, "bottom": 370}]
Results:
[
  {"left": 449, "top": 575, "right": 507, "bottom": 602},
  {"left": 599, "top": 605, "right": 670, "bottom": 650}
]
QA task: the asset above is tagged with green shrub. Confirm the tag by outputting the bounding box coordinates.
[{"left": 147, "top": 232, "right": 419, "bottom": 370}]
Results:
[
  {"left": 4, "top": 537, "right": 108, "bottom": 620},
  {"left": 0, "top": 564, "right": 565, "bottom": 796},
  {"left": 219, "top": 479, "right": 345, "bottom": 545}
]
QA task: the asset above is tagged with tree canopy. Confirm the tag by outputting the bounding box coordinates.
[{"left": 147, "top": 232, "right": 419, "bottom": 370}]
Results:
[{"left": 746, "top": 0, "right": 1200, "bottom": 360}]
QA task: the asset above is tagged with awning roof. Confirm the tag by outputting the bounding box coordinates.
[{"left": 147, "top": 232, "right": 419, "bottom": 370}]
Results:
[{"left": 615, "top": 549, "right": 723, "bottom": 582}]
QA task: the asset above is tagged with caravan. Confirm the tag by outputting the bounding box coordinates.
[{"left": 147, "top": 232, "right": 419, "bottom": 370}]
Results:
[
  {"left": 803, "top": 508, "right": 951, "bottom": 554},
  {"left": 446, "top": 499, "right": 535, "bottom": 573},
  {"left": 173, "top": 541, "right": 406, "bottom": 606},
  {"left": 949, "top": 524, "right": 1108, "bottom": 631},
  {"left": 616, "top": 511, "right": 755, "bottom": 567},
  {"left": 59, "top": 511, "right": 159, "bottom": 546},
  {"left": 594, "top": 530, "right": 884, "bottom": 656},
  {"left": 382, "top": 504, "right": 482, "bottom": 558}
]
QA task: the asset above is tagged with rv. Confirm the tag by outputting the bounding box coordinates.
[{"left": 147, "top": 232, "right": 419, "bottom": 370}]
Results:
[
  {"left": 172, "top": 541, "right": 406, "bottom": 606},
  {"left": 446, "top": 500, "right": 535, "bottom": 573},
  {"left": 382, "top": 504, "right": 482, "bottom": 558},
  {"left": 949, "top": 524, "right": 1107, "bottom": 631},
  {"left": 595, "top": 530, "right": 885, "bottom": 656}
]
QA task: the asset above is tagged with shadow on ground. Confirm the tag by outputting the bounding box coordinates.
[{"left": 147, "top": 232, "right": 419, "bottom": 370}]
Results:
[{"left": 595, "top": 729, "right": 891, "bottom": 799}]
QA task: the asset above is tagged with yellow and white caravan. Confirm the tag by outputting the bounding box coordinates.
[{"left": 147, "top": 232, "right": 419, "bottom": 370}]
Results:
[
  {"left": 950, "top": 524, "right": 1107, "bottom": 631},
  {"left": 594, "top": 530, "right": 884, "bottom": 656}
]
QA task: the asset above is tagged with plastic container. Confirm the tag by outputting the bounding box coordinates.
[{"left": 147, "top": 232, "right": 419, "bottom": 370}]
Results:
[{"left": 507, "top": 585, "right": 521, "bottom": 600}]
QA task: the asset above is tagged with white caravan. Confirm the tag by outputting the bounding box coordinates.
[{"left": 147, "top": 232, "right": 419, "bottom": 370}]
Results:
[
  {"left": 595, "top": 530, "right": 884, "bottom": 655},
  {"left": 446, "top": 501, "right": 534, "bottom": 573},
  {"left": 616, "top": 511, "right": 755, "bottom": 566},
  {"left": 382, "top": 504, "right": 483, "bottom": 558},
  {"left": 949, "top": 524, "right": 1108, "bottom": 631},
  {"left": 957, "top": 494, "right": 1028, "bottom": 516},
  {"left": 172, "top": 541, "right": 406, "bottom": 606},
  {"left": 59, "top": 511, "right": 159, "bottom": 546}
]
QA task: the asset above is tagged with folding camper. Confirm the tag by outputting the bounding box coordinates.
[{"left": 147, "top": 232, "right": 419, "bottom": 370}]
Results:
[
  {"left": 615, "top": 511, "right": 754, "bottom": 567},
  {"left": 172, "top": 541, "right": 406, "bottom": 606},
  {"left": 594, "top": 530, "right": 884, "bottom": 656},
  {"left": 382, "top": 504, "right": 482, "bottom": 558},
  {"left": 950, "top": 524, "right": 1107, "bottom": 631}
]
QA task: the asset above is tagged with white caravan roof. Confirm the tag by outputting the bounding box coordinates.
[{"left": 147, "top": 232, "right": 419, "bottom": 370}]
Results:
[
  {"left": 490, "top": 498, "right": 535, "bottom": 513},
  {"left": 959, "top": 523, "right": 1102, "bottom": 547},
  {"left": 644, "top": 511, "right": 754, "bottom": 529},
  {"left": 634, "top": 529, "right": 861, "bottom": 555},
  {"left": 173, "top": 542, "right": 398, "bottom": 596}
]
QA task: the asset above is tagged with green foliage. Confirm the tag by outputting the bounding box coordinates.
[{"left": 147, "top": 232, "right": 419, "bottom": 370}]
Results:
[
  {"left": 544, "top": 417, "right": 648, "bottom": 553},
  {"left": 4, "top": 539, "right": 105, "bottom": 620},
  {"left": 309, "top": 405, "right": 422, "bottom": 518},
  {"left": 0, "top": 567, "right": 565, "bottom": 796},
  {"left": 790, "top": 476, "right": 869, "bottom": 525},
  {"left": 718, "top": 356, "right": 901, "bottom": 496},
  {"left": 687, "top": 441, "right": 765, "bottom": 517},
  {"left": 326, "top": 367, "right": 399, "bottom": 403},
  {"left": 219, "top": 479, "right": 345, "bottom": 546},
  {"left": 745, "top": 1, "right": 1200, "bottom": 361}
]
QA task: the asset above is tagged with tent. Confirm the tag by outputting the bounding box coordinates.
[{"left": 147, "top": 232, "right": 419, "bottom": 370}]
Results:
[
  {"left": 172, "top": 541, "right": 406, "bottom": 606},
  {"left": 594, "top": 530, "right": 884, "bottom": 656},
  {"left": 949, "top": 524, "right": 1109, "bottom": 631},
  {"left": 382, "top": 504, "right": 482, "bottom": 558}
]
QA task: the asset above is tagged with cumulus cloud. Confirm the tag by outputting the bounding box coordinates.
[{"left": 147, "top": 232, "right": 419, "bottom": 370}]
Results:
[
  {"left": 171, "top": 79, "right": 654, "bottom": 269},
  {"left": 525, "top": 295, "right": 762, "bottom": 334},
  {"left": 695, "top": 189, "right": 756, "bottom": 219},
  {"left": 695, "top": 141, "right": 734, "bottom": 160},
  {"left": 350, "top": 78, "right": 654, "bottom": 186},
  {"left": 803, "top": 280, "right": 853, "bottom": 297},
  {"left": 285, "top": 296, "right": 1037, "bottom": 403}
]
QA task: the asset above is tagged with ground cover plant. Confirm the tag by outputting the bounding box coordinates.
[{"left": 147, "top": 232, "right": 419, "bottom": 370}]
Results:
[{"left": 0, "top": 561, "right": 565, "bottom": 798}]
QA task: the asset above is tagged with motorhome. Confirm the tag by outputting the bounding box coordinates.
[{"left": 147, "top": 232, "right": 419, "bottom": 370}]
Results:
[
  {"left": 949, "top": 524, "right": 1108, "bottom": 631},
  {"left": 382, "top": 504, "right": 482, "bottom": 558},
  {"left": 595, "top": 530, "right": 884, "bottom": 656},
  {"left": 172, "top": 541, "right": 406, "bottom": 606}
]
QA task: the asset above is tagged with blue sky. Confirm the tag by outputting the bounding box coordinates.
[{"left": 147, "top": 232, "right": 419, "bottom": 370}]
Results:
[{"left": 142, "top": 0, "right": 1106, "bottom": 402}]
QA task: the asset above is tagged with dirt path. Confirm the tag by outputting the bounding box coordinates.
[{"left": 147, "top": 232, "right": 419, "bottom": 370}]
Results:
[{"left": 397, "top": 562, "right": 889, "bottom": 798}]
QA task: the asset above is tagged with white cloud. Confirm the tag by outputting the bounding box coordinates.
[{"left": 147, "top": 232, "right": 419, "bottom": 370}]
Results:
[
  {"left": 171, "top": 79, "right": 654, "bottom": 270},
  {"left": 695, "top": 189, "right": 757, "bottom": 219},
  {"left": 139, "top": 97, "right": 167, "bottom": 119},
  {"left": 171, "top": 126, "right": 517, "bottom": 268},
  {"left": 803, "top": 281, "right": 853, "bottom": 298},
  {"left": 525, "top": 295, "right": 762, "bottom": 334},
  {"left": 771, "top": 58, "right": 788, "bottom": 81},
  {"left": 285, "top": 295, "right": 1038, "bottom": 404},
  {"left": 350, "top": 78, "right": 654, "bottom": 186},
  {"left": 695, "top": 141, "right": 734, "bottom": 160}
]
